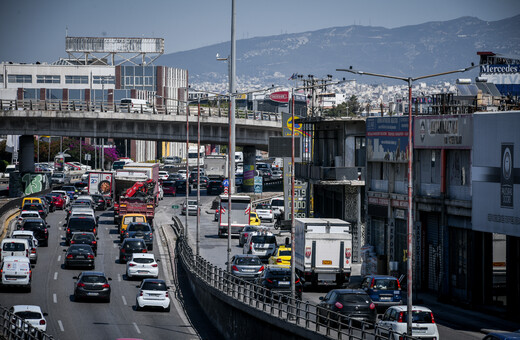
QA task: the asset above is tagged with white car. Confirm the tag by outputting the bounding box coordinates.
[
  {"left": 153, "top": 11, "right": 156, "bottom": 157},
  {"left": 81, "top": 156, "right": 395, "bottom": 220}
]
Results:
[
  {"left": 1, "top": 256, "right": 32, "bottom": 291},
  {"left": 177, "top": 169, "right": 187, "bottom": 179},
  {"left": 15, "top": 211, "right": 42, "bottom": 228},
  {"left": 254, "top": 203, "right": 274, "bottom": 223},
  {"left": 158, "top": 171, "right": 169, "bottom": 181},
  {"left": 136, "top": 279, "right": 170, "bottom": 312},
  {"left": 376, "top": 305, "right": 439, "bottom": 340},
  {"left": 9, "top": 305, "right": 47, "bottom": 332},
  {"left": 126, "top": 253, "right": 159, "bottom": 279}
]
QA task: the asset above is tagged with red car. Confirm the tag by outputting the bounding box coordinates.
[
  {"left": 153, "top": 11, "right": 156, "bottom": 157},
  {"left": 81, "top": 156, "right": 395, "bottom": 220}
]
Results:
[
  {"left": 162, "top": 181, "right": 177, "bottom": 196},
  {"left": 50, "top": 193, "right": 66, "bottom": 210}
]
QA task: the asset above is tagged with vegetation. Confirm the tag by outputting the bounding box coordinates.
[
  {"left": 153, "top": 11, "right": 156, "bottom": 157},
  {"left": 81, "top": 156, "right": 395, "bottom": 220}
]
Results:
[{"left": 324, "top": 95, "right": 361, "bottom": 117}]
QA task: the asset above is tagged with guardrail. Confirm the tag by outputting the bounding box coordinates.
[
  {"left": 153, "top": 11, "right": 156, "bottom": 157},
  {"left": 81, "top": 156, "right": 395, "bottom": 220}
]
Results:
[
  {"left": 0, "top": 99, "right": 281, "bottom": 122},
  {"left": 174, "top": 217, "right": 410, "bottom": 340},
  {"left": 0, "top": 306, "right": 54, "bottom": 340}
]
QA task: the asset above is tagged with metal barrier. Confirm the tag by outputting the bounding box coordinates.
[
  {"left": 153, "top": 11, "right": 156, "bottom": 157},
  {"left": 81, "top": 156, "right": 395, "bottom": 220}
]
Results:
[
  {"left": 174, "top": 217, "right": 408, "bottom": 340},
  {"left": 0, "top": 306, "right": 54, "bottom": 340}
]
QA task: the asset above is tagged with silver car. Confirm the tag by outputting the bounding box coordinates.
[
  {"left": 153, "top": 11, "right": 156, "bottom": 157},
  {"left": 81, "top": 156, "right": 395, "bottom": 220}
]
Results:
[
  {"left": 228, "top": 254, "right": 264, "bottom": 281},
  {"left": 238, "top": 225, "right": 259, "bottom": 247}
]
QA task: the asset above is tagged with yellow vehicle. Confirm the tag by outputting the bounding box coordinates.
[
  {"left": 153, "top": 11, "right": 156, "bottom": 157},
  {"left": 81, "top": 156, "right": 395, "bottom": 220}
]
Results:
[
  {"left": 120, "top": 213, "right": 147, "bottom": 235},
  {"left": 268, "top": 245, "right": 292, "bottom": 267},
  {"left": 249, "top": 212, "right": 261, "bottom": 226},
  {"left": 22, "top": 197, "right": 43, "bottom": 206}
]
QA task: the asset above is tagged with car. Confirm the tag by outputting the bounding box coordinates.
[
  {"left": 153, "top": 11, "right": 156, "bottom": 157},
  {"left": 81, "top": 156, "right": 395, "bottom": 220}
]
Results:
[
  {"left": 255, "top": 203, "right": 274, "bottom": 222},
  {"left": 317, "top": 289, "right": 377, "bottom": 326},
  {"left": 228, "top": 254, "right": 264, "bottom": 281},
  {"left": 19, "top": 218, "right": 49, "bottom": 247},
  {"left": 254, "top": 266, "right": 302, "bottom": 301},
  {"left": 119, "top": 213, "right": 147, "bottom": 235},
  {"left": 0, "top": 256, "right": 32, "bottom": 291},
  {"left": 70, "top": 232, "right": 98, "bottom": 255},
  {"left": 51, "top": 190, "right": 71, "bottom": 206},
  {"left": 271, "top": 168, "right": 283, "bottom": 180},
  {"left": 162, "top": 181, "right": 177, "bottom": 196},
  {"left": 20, "top": 203, "right": 47, "bottom": 220},
  {"left": 1, "top": 238, "right": 30, "bottom": 261},
  {"left": 63, "top": 244, "right": 95, "bottom": 269},
  {"left": 122, "top": 222, "right": 154, "bottom": 250},
  {"left": 270, "top": 197, "right": 284, "bottom": 218},
  {"left": 14, "top": 211, "right": 41, "bottom": 229},
  {"left": 42, "top": 194, "right": 57, "bottom": 212},
  {"left": 61, "top": 185, "right": 79, "bottom": 200},
  {"left": 9, "top": 305, "right": 48, "bottom": 333},
  {"left": 483, "top": 331, "right": 520, "bottom": 340},
  {"left": 206, "top": 179, "right": 224, "bottom": 195},
  {"left": 48, "top": 192, "right": 66, "bottom": 210},
  {"left": 361, "top": 275, "right": 403, "bottom": 311},
  {"left": 243, "top": 230, "right": 277, "bottom": 260},
  {"left": 135, "top": 279, "right": 170, "bottom": 312},
  {"left": 268, "top": 245, "right": 291, "bottom": 267},
  {"left": 10, "top": 231, "right": 38, "bottom": 264},
  {"left": 73, "top": 271, "right": 112, "bottom": 302},
  {"left": 51, "top": 171, "right": 69, "bottom": 185},
  {"left": 91, "top": 194, "right": 106, "bottom": 210},
  {"left": 119, "top": 238, "right": 148, "bottom": 263},
  {"left": 158, "top": 171, "right": 169, "bottom": 181},
  {"left": 167, "top": 173, "right": 182, "bottom": 181},
  {"left": 65, "top": 216, "right": 97, "bottom": 245},
  {"left": 126, "top": 253, "right": 160, "bottom": 279},
  {"left": 175, "top": 179, "right": 191, "bottom": 194},
  {"left": 238, "top": 226, "right": 260, "bottom": 247},
  {"left": 68, "top": 207, "right": 97, "bottom": 221},
  {"left": 249, "top": 212, "right": 261, "bottom": 226},
  {"left": 181, "top": 200, "right": 198, "bottom": 216},
  {"left": 177, "top": 169, "right": 187, "bottom": 180},
  {"left": 192, "top": 175, "right": 209, "bottom": 188},
  {"left": 376, "top": 305, "right": 439, "bottom": 340}
]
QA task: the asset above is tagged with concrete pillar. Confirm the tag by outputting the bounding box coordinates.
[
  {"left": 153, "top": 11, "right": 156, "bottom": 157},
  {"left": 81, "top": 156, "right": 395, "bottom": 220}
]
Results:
[
  {"left": 242, "top": 145, "right": 256, "bottom": 193},
  {"left": 19, "top": 135, "right": 35, "bottom": 173},
  {"left": 506, "top": 236, "right": 520, "bottom": 318}
]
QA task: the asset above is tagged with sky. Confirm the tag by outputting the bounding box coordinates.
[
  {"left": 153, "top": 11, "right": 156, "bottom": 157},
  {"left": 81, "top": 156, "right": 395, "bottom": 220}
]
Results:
[{"left": 1, "top": 0, "right": 520, "bottom": 63}]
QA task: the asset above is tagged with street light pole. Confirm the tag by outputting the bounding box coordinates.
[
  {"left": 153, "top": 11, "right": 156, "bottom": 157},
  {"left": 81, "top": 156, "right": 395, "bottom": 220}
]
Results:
[
  {"left": 336, "top": 64, "right": 476, "bottom": 335},
  {"left": 196, "top": 97, "right": 201, "bottom": 256}
]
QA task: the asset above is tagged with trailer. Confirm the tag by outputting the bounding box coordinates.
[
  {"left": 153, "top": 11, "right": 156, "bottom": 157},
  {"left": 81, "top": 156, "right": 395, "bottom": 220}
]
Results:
[
  {"left": 204, "top": 155, "right": 228, "bottom": 179},
  {"left": 217, "top": 195, "right": 251, "bottom": 238}
]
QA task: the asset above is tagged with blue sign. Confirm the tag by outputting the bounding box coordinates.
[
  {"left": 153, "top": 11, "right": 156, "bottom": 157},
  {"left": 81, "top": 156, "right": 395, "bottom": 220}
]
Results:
[
  {"left": 223, "top": 179, "right": 229, "bottom": 187},
  {"left": 254, "top": 176, "right": 263, "bottom": 194},
  {"left": 366, "top": 116, "right": 410, "bottom": 162}
]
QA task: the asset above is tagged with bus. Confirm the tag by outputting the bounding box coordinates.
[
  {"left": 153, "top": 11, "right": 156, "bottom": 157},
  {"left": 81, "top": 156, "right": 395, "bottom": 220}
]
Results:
[{"left": 217, "top": 195, "right": 251, "bottom": 238}]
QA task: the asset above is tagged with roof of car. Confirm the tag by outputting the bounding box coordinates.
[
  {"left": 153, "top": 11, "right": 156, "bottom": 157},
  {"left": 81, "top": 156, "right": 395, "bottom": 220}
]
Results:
[
  {"left": 80, "top": 271, "right": 107, "bottom": 276},
  {"left": 22, "top": 218, "right": 45, "bottom": 223},
  {"left": 1, "top": 255, "right": 30, "bottom": 263},
  {"left": 328, "top": 289, "right": 367, "bottom": 295},
  {"left": 389, "top": 305, "right": 433, "bottom": 312},
  {"left": 122, "top": 238, "right": 146, "bottom": 243},
  {"left": 131, "top": 253, "right": 155, "bottom": 259},
  {"left": 486, "top": 332, "right": 520, "bottom": 340},
  {"left": 364, "top": 275, "right": 399, "bottom": 280},
  {"left": 12, "top": 230, "right": 35, "bottom": 236},
  {"left": 141, "top": 278, "right": 166, "bottom": 283},
  {"left": 11, "top": 305, "right": 42, "bottom": 314}
]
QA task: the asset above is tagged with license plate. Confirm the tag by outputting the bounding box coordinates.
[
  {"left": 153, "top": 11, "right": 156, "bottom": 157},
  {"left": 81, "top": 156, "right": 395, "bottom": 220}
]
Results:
[
  {"left": 87, "top": 292, "right": 99, "bottom": 296},
  {"left": 278, "top": 281, "right": 290, "bottom": 286},
  {"left": 322, "top": 260, "right": 332, "bottom": 265},
  {"left": 413, "top": 328, "right": 427, "bottom": 334},
  {"left": 77, "top": 256, "right": 86, "bottom": 259},
  {"left": 138, "top": 270, "right": 148, "bottom": 273},
  {"left": 243, "top": 269, "right": 255, "bottom": 272},
  {"left": 380, "top": 296, "right": 392, "bottom": 301}
]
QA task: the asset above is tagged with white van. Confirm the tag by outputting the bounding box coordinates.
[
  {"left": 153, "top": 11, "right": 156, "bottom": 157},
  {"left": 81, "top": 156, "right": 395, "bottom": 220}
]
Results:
[
  {"left": 1, "top": 256, "right": 32, "bottom": 291},
  {"left": 121, "top": 98, "right": 153, "bottom": 113},
  {"left": 1, "top": 238, "right": 29, "bottom": 261}
]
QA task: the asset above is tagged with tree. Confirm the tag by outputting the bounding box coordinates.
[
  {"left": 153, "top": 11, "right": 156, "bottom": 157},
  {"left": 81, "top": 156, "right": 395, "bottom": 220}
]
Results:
[
  {"left": 346, "top": 95, "right": 361, "bottom": 116},
  {"left": 324, "top": 95, "right": 360, "bottom": 117}
]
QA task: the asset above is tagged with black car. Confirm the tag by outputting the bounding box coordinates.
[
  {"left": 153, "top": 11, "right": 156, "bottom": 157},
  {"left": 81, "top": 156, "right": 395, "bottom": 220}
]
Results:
[
  {"left": 74, "top": 181, "right": 89, "bottom": 191},
  {"left": 119, "top": 238, "right": 147, "bottom": 263},
  {"left": 73, "top": 271, "right": 111, "bottom": 302},
  {"left": 91, "top": 194, "right": 106, "bottom": 211},
  {"left": 70, "top": 232, "right": 98, "bottom": 255},
  {"left": 65, "top": 216, "right": 97, "bottom": 245},
  {"left": 175, "top": 179, "right": 191, "bottom": 194},
  {"left": 19, "top": 218, "right": 49, "bottom": 247},
  {"left": 206, "top": 179, "right": 224, "bottom": 195},
  {"left": 122, "top": 222, "right": 154, "bottom": 250},
  {"left": 41, "top": 195, "right": 56, "bottom": 212},
  {"left": 63, "top": 244, "right": 95, "bottom": 269},
  {"left": 254, "top": 267, "right": 302, "bottom": 301},
  {"left": 317, "top": 289, "right": 377, "bottom": 326},
  {"left": 21, "top": 203, "right": 47, "bottom": 219}
]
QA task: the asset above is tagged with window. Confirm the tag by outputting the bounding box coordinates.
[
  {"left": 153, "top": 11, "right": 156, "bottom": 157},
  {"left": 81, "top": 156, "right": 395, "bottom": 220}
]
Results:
[
  {"left": 65, "top": 75, "right": 88, "bottom": 84},
  {"left": 93, "top": 76, "right": 114, "bottom": 84},
  {"left": 37, "top": 75, "right": 60, "bottom": 83},
  {"left": 0, "top": 74, "right": 3, "bottom": 83},
  {"left": 8, "top": 74, "right": 32, "bottom": 83}
]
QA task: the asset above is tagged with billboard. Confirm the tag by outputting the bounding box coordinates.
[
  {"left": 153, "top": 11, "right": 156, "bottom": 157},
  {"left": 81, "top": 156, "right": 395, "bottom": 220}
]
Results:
[
  {"left": 472, "top": 112, "right": 520, "bottom": 237},
  {"left": 414, "top": 115, "right": 473, "bottom": 149},
  {"left": 366, "top": 116, "right": 410, "bottom": 162},
  {"left": 66, "top": 37, "right": 164, "bottom": 53},
  {"left": 269, "top": 91, "right": 289, "bottom": 103}
]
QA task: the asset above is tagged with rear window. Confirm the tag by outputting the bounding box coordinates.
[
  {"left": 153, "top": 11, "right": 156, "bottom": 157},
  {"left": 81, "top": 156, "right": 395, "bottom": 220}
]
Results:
[
  {"left": 15, "top": 311, "right": 42, "bottom": 320},
  {"left": 124, "top": 240, "right": 145, "bottom": 249},
  {"left": 338, "top": 293, "right": 370, "bottom": 304},
  {"left": 69, "top": 245, "right": 92, "bottom": 252},
  {"left": 22, "top": 222, "right": 44, "bottom": 229},
  {"left": 124, "top": 216, "right": 145, "bottom": 224},
  {"left": 252, "top": 235, "right": 276, "bottom": 244},
  {"left": 235, "top": 257, "right": 262, "bottom": 265},
  {"left": 72, "top": 234, "right": 95, "bottom": 241},
  {"left": 133, "top": 258, "right": 154, "bottom": 264},
  {"left": 374, "top": 279, "right": 400, "bottom": 290},
  {"left": 128, "top": 224, "right": 151, "bottom": 232},
  {"left": 121, "top": 99, "right": 132, "bottom": 104},
  {"left": 278, "top": 250, "right": 291, "bottom": 256},
  {"left": 81, "top": 275, "right": 107, "bottom": 284},
  {"left": 142, "top": 281, "right": 167, "bottom": 291},
  {"left": 257, "top": 204, "right": 271, "bottom": 209},
  {"left": 399, "top": 311, "right": 433, "bottom": 323},
  {"left": 3, "top": 242, "right": 26, "bottom": 251},
  {"left": 68, "top": 219, "right": 96, "bottom": 229},
  {"left": 271, "top": 200, "right": 284, "bottom": 207}
]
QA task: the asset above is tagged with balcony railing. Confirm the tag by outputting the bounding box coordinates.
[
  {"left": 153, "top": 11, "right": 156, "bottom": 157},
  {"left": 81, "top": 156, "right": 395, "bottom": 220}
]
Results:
[
  {"left": 370, "top": 179, "right": 388, "bottom": 192},
  {"left": 295, "top": 163, "right": 364, "bottom": 182}
]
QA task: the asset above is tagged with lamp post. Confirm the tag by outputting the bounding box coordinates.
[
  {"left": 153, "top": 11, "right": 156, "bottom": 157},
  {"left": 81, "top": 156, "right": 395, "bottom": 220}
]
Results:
[{"left": 336, "top": 64, "right": 476, "bottom": 335}]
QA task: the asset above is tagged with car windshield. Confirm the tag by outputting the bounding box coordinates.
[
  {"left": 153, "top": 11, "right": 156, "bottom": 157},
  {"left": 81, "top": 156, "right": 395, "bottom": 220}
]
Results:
[
  {"left": 374, "top": 279, "right": 399, "bottom": 290},
  {"left": 235, "top": 257, "right": 262, "bottom": 265},
  {"left": 251, "top": 235, "right": 276, "bottom": 244},
  {"left": 3, "top": 243, "right": 25, "bottom": 251},
  {"left": 81, "top": 275, "right": 106, "bottom": 284},
  {"left": 400, "top": 311, "right": 433, "bottom": 323},
  {"left": 141, "top": 281, "right": 167, "bottom": 291},
  {"left": 128, "top": 224, "right": 150, "bottom": 232},
  {"left": 337, "top": 293, "right": 370, "bottom": 304},
  {"left": 133, "top": 258, "right": 154, "bottom": 264},
  {"left": 15, "top": 311, "right": 42, "bottom": 320}
]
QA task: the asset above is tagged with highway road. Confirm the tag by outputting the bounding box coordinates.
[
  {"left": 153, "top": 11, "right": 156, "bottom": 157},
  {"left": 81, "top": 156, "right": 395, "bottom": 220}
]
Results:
[{"left": 0, "top": 188, "right": 505, "bottom": 339}]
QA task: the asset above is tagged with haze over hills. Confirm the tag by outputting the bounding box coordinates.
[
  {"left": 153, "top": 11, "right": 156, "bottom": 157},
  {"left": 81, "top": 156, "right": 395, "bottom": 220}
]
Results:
[{"left": 160, "top": 15, "right": 520, "bottom": 86}]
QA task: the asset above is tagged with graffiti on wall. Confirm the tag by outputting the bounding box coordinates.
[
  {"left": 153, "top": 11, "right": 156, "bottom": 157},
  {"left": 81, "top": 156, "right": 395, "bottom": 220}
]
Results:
[{"left": 21, "top": 173, "right": 49, "bottom": 195}]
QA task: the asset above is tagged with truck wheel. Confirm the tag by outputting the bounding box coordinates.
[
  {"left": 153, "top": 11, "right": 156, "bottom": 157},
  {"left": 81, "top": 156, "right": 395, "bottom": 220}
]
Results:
[{"left": 218, "top": 230, "right": 224, "bottom": 238}]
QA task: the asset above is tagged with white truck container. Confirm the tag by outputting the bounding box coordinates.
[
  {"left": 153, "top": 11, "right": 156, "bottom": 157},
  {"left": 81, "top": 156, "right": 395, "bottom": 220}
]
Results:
[
  {"left": 295, "top": 218, "right": 352, "bottom": 287},
  {"left": 204, "top": 155, "right": 228, "bottom": 179}
]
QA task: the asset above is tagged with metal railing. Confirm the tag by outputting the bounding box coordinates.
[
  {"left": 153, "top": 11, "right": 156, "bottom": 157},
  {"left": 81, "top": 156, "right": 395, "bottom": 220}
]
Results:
[
  {"left": 0, "top": 306, "right": 54, "bottom": 340},
  {"left": 174, "top": 217, "right": 409, "bottom": 340},
  {"left": 0, "top": 99, "right": 281, "bottom": 122}
]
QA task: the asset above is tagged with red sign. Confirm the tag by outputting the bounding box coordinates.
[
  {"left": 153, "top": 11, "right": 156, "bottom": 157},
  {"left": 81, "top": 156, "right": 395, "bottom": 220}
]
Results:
[
  {"left": 305, "top": 247, "right": 312, "bottom": 258},
  {"left": 270, "top": 91, "right": 289, "bottom": 103}
]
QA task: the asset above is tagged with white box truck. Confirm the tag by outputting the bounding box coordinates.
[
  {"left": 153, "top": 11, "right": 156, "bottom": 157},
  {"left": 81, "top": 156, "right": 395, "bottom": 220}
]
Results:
[
  {"left": 295, "top": 218, "right": 352, "bottom": 287},
  {"left": 204, "top": 155, "right": 228, "bottom": 179}
]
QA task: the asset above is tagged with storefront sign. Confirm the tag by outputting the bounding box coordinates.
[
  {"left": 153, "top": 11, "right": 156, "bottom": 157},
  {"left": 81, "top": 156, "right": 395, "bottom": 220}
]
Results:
[{"left": 414, "top": 115, "right": 473, "bottom": 149}]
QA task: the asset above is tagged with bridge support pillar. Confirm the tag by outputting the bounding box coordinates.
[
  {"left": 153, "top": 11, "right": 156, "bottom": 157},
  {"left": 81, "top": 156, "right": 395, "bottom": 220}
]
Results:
[
  {"left": 242, "top": 145, "right": 256, "bottom": 193},
  {"left": 19, "top": 135, "right": 35, "bottom": 173}
]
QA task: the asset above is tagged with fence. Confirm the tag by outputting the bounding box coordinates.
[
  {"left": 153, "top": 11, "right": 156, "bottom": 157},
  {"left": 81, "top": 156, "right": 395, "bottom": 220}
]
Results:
[
  {"left": 173, "top": 217, "right": 409, "bottom": 340},
  {"left": 0, "top": 306, "right": 54, "bottom": 340}
]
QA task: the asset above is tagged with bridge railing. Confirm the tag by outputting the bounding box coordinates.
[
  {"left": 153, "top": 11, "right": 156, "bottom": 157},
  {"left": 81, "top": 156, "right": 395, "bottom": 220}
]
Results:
[
  {"left": 0, "top": 306, "right": 54, "bottom": 340},
  {"left": 0, "top": 99, "right": 282, "bottom": 122},
  {"left": 174, "top": 219, "right": 408, "bottom": 340}
]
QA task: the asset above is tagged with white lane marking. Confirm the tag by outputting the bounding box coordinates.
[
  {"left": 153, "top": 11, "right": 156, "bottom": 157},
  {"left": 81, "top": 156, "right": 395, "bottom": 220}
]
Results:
[
  {"left": 121, "top": 295, "right": 127, "bottom": 306},
  {"left": 118, "top": 274, "right": 122, "bottom": 282},
  {"left": 113, "top": 243, "right": 117, "bottom": 248},
  {"left": 57, "top": 255, "right": 61, "bottom": 262},
  {"left": 58, "top": 320, "right": 64, "bottom": 332},
  {"left": 115, "top": 256, "right": 119, "bottom": 261},
  {"left": 53, "top": 293, "right": 57, "bottom": 303},
  {"left": 133, "top": 322, "right": 141, "bottom": 334},
  {"left": 53, "top": 272, "right": 58, "bottom": 280}
]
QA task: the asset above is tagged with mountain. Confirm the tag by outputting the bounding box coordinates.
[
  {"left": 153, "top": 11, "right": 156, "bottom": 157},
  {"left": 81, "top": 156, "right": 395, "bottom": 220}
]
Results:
[{"left": 159, "top": 15, "right": 520, "bottom": 86}]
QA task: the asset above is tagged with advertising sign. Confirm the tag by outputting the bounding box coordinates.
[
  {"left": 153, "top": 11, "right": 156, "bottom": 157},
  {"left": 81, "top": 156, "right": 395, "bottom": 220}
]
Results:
[
  {"left": 366, "top": 116, "right": 410, "bottom": 162},
  {"left": 414, "top": 115, "right": 473, "bottom": 149},
  {"left": 269, "top": 91, "right": 289, "bottom": 103},
  {"left": 472, "top": 112, "right": 520, "bottom": 237},
  {"left": 88, "top": 172, "right": 113, "bottom": 195}
]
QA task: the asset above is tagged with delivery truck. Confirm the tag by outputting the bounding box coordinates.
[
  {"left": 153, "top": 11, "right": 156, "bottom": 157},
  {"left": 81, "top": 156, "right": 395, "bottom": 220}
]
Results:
[{"left": 295, "top": 218, "right": 352, "bottom": 287}]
